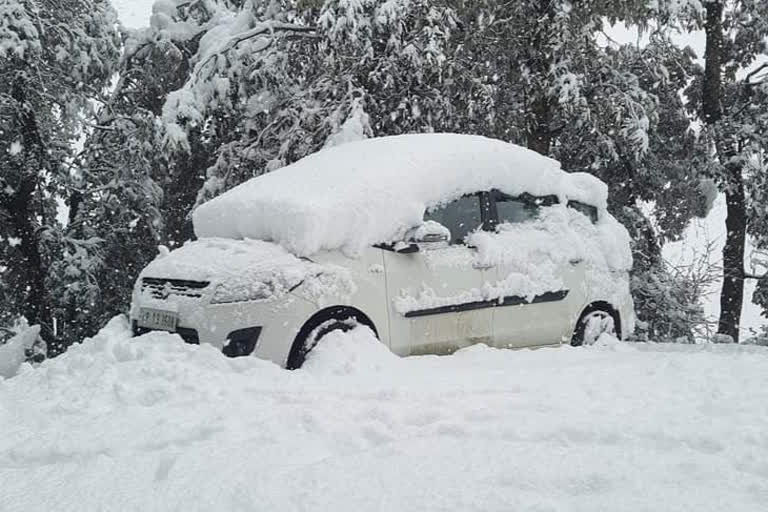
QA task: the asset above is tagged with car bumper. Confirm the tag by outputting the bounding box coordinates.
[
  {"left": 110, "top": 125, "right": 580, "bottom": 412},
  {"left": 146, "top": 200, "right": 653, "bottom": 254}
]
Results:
[{"left": 130, "top": 293, "right": 319, "bottom": 367}]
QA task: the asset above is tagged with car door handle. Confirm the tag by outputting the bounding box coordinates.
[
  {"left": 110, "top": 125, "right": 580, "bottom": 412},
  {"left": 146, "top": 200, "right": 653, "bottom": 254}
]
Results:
[
  {"left": 569, "top": 258, "right": 584, "bottom": 266},
  {"left": 472, "top": 262, "right": 495, "bottom": 270}
]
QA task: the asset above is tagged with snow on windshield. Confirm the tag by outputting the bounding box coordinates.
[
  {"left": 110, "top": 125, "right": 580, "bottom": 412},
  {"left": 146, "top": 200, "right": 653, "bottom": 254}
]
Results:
[{"left": 192, "top": 134, "right": 609, "bottom": 257}]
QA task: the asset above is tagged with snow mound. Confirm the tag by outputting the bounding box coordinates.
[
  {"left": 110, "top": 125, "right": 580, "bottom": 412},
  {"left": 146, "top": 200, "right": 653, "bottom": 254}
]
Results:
[
  {"left": 193, "top": 134, "right": 610, "bottom": 256},
  {"left": 591, "top": 332, "right": 633, "bottom": 352},
  {"left": 301, "top": 325, "right": 400, "bottom": 376},
  {"left": 4, "top": 316, "right": 287, "bottom": 411}
]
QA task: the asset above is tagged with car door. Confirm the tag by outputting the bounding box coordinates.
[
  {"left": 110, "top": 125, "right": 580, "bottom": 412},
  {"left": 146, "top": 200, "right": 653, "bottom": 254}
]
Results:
[
  {"left": 487, "top": 192, "right": 583, "bottom": 348},
  {"left": 383, "top": 193, "right": 494, "bottom": 356}
]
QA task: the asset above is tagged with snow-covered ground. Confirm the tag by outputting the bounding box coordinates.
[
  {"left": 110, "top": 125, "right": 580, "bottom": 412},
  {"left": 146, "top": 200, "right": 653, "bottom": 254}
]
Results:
[{"left": 2, "top": 317, "right": 767, "bottom": 511}]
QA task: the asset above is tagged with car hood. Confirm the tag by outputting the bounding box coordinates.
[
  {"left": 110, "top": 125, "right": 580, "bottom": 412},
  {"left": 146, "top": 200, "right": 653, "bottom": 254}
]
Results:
[
  {"left": 138, "top": 238, "right": 356, "bottom": 305},
  {"left": 139, "top": 238, "right": 315, "bottom": 289}
]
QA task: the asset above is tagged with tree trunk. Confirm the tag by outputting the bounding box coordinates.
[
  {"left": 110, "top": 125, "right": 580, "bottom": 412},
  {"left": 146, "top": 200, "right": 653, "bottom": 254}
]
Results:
[
  {"left": 68, "top": 190, "right": 83, "bottom": 227},
  {"left": 8, "top": 180, "right": 48, "bottom": 326},
  {"left": 702, "top": 1, "right": 723, "bottom": 124},
  {"left": 702, "top": 1, "right": 746, "bottom": 342},
  {"left": 718, "top": 167, "right": 746, "bottom": 343},
  {"left": 8, "top": 74, "right": 54, "bottom": 353},
  {"left": 527, "top": 94, "right": 552, "bottom": 155}
]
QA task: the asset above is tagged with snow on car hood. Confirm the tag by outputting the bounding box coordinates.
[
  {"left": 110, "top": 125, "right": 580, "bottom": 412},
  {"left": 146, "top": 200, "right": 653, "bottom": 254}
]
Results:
[
  {"left": 192, "top": 133, "right": 609, "bottom": 257},
  {"left": 139, "top": 238, "right": 355, "bottom": 303}
]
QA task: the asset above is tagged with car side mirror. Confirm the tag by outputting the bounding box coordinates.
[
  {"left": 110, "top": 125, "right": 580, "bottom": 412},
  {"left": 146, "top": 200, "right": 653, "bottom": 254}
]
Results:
[
  {"left": 403, "top": 221, "right": 451, "bottom": 252},
  {"left": 394, "top": 242, "right": 420, "bottom": 254}
]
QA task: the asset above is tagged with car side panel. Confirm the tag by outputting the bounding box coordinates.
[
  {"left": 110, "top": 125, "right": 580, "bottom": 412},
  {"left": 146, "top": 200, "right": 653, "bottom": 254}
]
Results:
[
  {"left": 490, "top": 260, "right": 586, "bottom": 347},
  {"left": 382, "top": 246, "right": 492, "bottom": 357},
  {"left": 294, "top": 247, "right": 390, "bottom": 349}
]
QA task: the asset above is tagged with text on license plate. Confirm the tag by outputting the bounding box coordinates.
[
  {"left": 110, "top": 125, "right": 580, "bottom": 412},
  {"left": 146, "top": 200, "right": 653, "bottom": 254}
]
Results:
[{"left": 138, "top": 308, "right": 178, "bottom": 331}]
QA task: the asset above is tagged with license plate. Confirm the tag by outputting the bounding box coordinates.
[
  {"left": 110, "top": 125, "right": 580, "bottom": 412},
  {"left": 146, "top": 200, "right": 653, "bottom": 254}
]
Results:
[{"left": 138, "top": 308, "right": 178, "bottom": 332}]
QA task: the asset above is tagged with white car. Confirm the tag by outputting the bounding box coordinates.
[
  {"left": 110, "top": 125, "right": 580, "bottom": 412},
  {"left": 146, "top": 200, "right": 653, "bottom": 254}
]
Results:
[{"left": 130, "top": 134, "right": 634, "bottom": 368}]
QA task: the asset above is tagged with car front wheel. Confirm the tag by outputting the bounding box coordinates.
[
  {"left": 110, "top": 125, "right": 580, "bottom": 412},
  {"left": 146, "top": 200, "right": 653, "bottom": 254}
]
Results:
[{"left": 287, "top": 308, "right": 376, "bottom": 370}]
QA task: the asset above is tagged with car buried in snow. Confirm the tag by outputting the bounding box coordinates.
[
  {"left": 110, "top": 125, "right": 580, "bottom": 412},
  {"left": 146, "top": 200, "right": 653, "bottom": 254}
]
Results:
[{"left": 130, "top": 133, "right": 635, "bottom": 368}]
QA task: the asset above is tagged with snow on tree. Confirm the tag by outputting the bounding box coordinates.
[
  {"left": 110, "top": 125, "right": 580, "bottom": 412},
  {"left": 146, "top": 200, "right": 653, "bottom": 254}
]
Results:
[
  {"left": 438, "top": 1, "right": 713, "bottom": 339},
  {"left": 0, "top": 0, "right": 121, "bottom": 354},
  {"left": 59, "top": 7, "right": 205, "bottom": 346},
  {"left": 144, "top": 0, "right": 460, "bottom": 204}
]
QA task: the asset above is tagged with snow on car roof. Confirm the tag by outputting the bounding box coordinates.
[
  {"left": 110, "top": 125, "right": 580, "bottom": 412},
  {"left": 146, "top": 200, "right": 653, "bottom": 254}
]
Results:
[{"left": 192, "top": 133, "right": 609, "bottom": 256}]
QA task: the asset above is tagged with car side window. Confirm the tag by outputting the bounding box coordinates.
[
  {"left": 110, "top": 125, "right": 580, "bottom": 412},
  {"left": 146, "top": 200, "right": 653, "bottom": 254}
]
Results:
[
  {"left": 493, "top": 192, "right": 558, "bottom": 225},
  {"left": 424, "top": 194, "right": 483, "bottom": 245},
  {"left": 567, "top": 200, "right": 599, "bottom": 223}
]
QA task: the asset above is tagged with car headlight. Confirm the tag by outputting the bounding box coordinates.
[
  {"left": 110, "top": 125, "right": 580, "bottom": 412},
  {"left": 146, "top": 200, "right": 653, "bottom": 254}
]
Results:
[{"left": 210, "top": 281, "right": 274, "bottom": 304}]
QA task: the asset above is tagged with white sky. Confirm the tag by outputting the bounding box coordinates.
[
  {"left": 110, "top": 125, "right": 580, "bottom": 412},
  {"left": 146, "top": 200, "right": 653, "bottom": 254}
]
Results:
[{"left": 112, "top": 0, "right": 155, "bottom": 29}]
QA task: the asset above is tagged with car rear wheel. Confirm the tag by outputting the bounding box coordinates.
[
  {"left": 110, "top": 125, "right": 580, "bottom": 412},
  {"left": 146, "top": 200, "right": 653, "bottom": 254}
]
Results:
[{"left": 571, "top": 308, "right": 618, "bottom": 346}]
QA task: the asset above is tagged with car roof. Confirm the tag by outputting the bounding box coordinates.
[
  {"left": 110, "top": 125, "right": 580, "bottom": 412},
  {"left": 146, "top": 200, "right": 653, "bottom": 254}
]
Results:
[{"left": 193, "top": 133, "right": 608, "bottom": 256}]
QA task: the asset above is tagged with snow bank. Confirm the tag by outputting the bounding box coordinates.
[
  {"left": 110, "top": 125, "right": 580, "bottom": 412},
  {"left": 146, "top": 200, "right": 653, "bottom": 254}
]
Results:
[
  {"left": 2, "top": 322, "right": 768, "bottom": 511},
  {"left": 193, "top": 134, "right": 610, "bottom": 256},
  {"left": 301, "top": 325, "right": 399, "bottom": 376}
]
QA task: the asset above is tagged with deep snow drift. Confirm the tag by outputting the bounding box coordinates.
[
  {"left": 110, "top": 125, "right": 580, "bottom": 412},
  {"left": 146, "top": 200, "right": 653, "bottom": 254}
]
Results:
[{"left": 2, "top": 317, "right": 767, "bottom": 511}]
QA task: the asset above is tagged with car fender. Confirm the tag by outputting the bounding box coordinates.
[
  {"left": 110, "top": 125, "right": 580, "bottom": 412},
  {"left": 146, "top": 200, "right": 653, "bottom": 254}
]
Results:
[{"left": 288, "top": 246, "right": 391, "bottom": 349}]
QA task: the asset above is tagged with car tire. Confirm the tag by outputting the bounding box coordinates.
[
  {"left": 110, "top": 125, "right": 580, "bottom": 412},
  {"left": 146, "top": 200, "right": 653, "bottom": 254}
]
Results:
[
  {"left": 571, "top": 305, "right": 619, "bottom": 346},
  {"left": 286, "top": 308, "right": 376, "bottom": 370}
]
